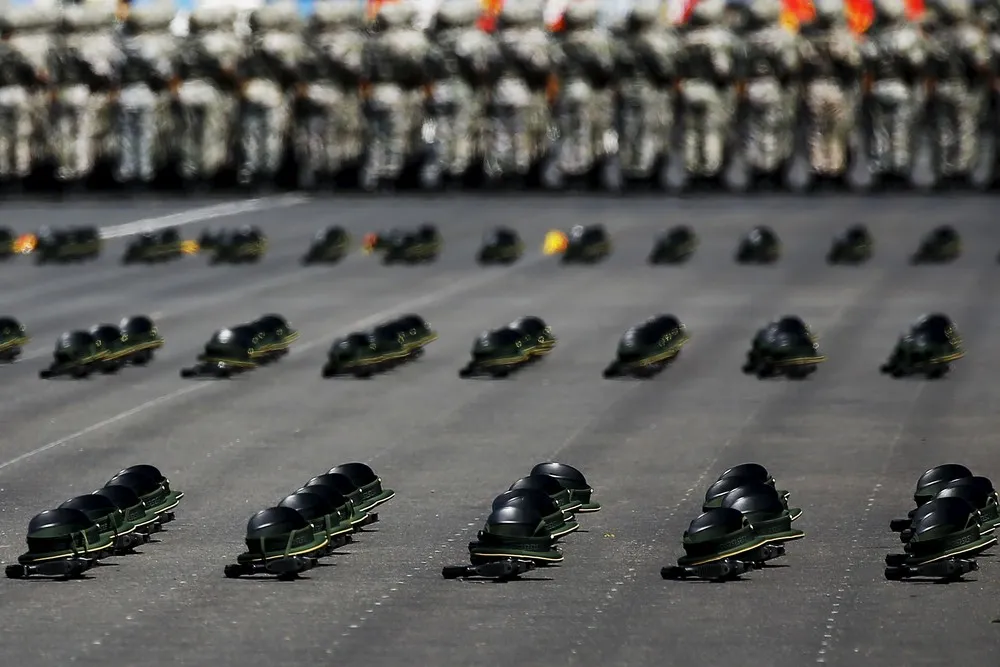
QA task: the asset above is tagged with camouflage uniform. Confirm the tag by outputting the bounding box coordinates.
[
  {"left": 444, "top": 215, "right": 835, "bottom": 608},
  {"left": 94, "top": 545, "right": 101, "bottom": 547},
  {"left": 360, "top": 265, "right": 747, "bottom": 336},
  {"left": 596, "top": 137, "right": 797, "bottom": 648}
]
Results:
[
  {"left": 923, "top": 0, "right": 992, "bottom": 177},
  {"left": 737, "top": 0, "right": 800, "bottom": 174},
  {"left": 173, "top": 6, "right": 242, "bottom": 183},
  {"left": 551, "top": 0, "right": 616, "bottom": 177},
  {"left": 674, "top": 0, "right": 743, "bottom": 176},
  {"left": 298, "top": 2, "right": 366, "bottom": 182},
  {"left": 0, "top": 8, "right": 53, "bottom": 181},
  {"left": 860, "top": 0, "right": 928, "bottom": 175},
  {"left": 49, "top": 5, "right": 120, "bottom": 184},
  {"left": 115, "top": 5, "right": 177, "bottom": 185},
  {"left": 798, "top": 0, "right": 862, "bottom": 175},
  {"left": 612, "top": 1, "right": 680, "bottom": 179},
  {"left": 360, "top": 0, "right": 431, "bottom": 189},
  {"left": 490, "top": 0, "right": 554, "bottom": 178},
  {"left": 237, "top": 3, "right": 305, "bottom": 186},
  {"left": 425, "top": 0, "right": 502, "bottom": 183}
]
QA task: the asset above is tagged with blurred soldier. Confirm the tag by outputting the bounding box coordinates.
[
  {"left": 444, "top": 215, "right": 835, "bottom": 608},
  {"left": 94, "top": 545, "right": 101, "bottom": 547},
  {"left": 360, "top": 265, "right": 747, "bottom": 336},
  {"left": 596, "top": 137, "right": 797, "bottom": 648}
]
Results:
[
  {"left": 360, "top": 0, "right": 431, "bottom": 191},
  {"left": 424, "top": 0, "right": 502, "bottom": 188},
  {"left": 735, "top": 0, "right": 801, "bottom": 182},
  {"left": 0, "top": 8, "right": 53, "bottom": 185},
  {"left": 798, "top": 0, "right": 863, "bottom": 179},
  {"left": 613, "top": 0, "right": 680, "bottom": 184},
  {"left": 860, "top": 0, "right": 928, "bottom": 179},
  {"left": 488, "top": 0, "right": 554, "bottom": 184},
  {"left": 668, "top": 0, "right": 743, "bottom": 190},
  {"left": 923, "top": 0, "right": 992, "bottom": 182},
  {"left": 237, "top": 3, "right": 305, "bottom": 188},
  {"left": 550, "top": 0, "right": 616, "bottom": 184},
  {"left": 49, "top": 4, "right": 120, "bottom": 187},
  {"left": 115, "top": 4, "right": 177, "bottom": 186},
  {"left": 297, "top": 2, "right": 366, "bottom": 188},
  {"left": 173, "top": 6, "right": 242, "bottom": 187}
]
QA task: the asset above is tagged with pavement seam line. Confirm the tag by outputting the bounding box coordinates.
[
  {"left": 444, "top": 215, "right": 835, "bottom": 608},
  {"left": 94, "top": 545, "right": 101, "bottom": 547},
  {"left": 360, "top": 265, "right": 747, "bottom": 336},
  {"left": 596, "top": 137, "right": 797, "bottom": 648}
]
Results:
[
  {"left": 97, "top": 195, "right": 310, "bottom": 239},
  {"left": 813, "top": 385, "right": 926, "bottom": 664}
]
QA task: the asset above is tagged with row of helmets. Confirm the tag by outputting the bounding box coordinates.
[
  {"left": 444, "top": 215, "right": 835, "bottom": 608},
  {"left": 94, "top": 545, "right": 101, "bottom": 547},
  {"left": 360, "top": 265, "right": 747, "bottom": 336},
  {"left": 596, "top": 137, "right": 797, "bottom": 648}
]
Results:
[
  {"left": 224, "top": 462, "right": 394, "bottom": 579},
  {"left": 6, "top": 464, "right": 183, "bottom": 580}
]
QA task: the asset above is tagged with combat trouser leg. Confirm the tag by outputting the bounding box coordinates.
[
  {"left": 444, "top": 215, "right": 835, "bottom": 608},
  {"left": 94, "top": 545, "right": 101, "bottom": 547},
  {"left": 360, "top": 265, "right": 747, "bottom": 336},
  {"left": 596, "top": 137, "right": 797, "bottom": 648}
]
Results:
[
  {"left": 450, "top": 99, "right": 474, "bottom": 175},
  {"left": 116, "top": 107, "right": 138, "bottom": 182},
  {"left": 262, "top": 101, "right": 289, "bottom": 178},
  {"left": 0, "top": 109, "right": 11, "bottom": 178},
  {"left": 239, "top": 103, "right": 264, "bottom": 182},
  {"left": 703, "top": 87, "right": 733, "bottom": 174},
  {"left": 0, "top": 87, "right": 33, "bottom": 179}
]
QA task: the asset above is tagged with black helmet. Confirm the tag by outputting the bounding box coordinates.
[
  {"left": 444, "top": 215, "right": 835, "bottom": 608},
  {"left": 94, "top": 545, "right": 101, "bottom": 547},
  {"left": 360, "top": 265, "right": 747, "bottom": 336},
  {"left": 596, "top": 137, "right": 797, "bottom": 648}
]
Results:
[
  {"left": 936, "top": 477, "right": 1000, "bottom": 528},
  {"left": 253, "top": 313, "right": 296, "bottom": 341},
  {"left": 845, "top": 224, "right": 869, "bottom": 242},
  {"left": 469, "top": 505, "right": 563, "bottom": 563},
  {"left": 677, "top": 507, "right": 767, "bottom": 567},
  {"left": 304, "top": 474, "right": 367, "bottom": 522},
  {"left": 510, "top": 316, "right": 552, "bottom": 340},
  {"left": 747, "top": 226, "right": 777, "bottom": 244},
  {"left": 243, "top": 507, "right": 326, "bottom": 559},
  {"left": 721, "top": 484, "right": 804, "bottom": 543},
  {"left": 292, "top": 485, "right": 358, "bottom": 526},
  {"left": 491, "top": 488, "right": 579, "bottom": 539},
  {"left": 904, "top": 497, "right": 995, "bottom": 564},
  {"left": 913, "top": 464, "right": 973, "bottom": 506},
  {"left": 106, "top": 471, "right": 173, "bottom": 516},
  {"left": 704, "top": 475, "right": 760, "bottom": 510},
  {"left": 119, "top": 315, "right": 156, "bottom": 338},
  {"left": 718, "top": 463, "right": 775, "bottom": 487},
  {"left": 94, "top": 484, "right": 155, "bottom": 528},
  {"left": 0, "top": 315, "right": 26, "bottom": 338},
  {"left": 328, "top": 463, "right": 395, "bottom": 511},
  {"left": 666, "top": 225, "right": 694, "bottom": 241},
  {"left": 89, "top": 323, "right": 122, "bottom": 347},
  {"left": 58, "top": 494, "right": 124, "bottom": 537},
  {"left": 114, "top": 464, "right": 173, "bottom": 492},
  {"left": 931, "top": 225, "right": 957, "bottom": 241},
  {"left": 21, "top": 508, "right": 112, "bottom": 562},
  {"left": 529, "top": 461, "right": 599, "bottom": 512},
  {"left": 509, "top": 475, "right": 582, "bottom": 513},
  {"left": 279, "top": 491, "right": 332, "bottom": 525}
]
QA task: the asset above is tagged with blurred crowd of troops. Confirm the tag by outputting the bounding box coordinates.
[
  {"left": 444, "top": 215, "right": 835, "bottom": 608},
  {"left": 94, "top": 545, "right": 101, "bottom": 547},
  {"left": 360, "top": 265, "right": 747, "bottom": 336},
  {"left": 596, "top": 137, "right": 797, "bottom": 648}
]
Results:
[{"left": 0, "top": 0, "right": 998, "bottom": 193}]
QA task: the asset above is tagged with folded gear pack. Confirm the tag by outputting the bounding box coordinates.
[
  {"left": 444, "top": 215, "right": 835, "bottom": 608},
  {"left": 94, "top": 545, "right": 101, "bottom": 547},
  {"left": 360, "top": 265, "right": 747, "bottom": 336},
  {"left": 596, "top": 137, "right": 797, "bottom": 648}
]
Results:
[
  {"left": 661, "top": 507, "right": 778, "bottom": 582},
  {"left": 224, "top": 507, "right": 330, "bottom": 580},
  {"left": 6, "top": 508, "right": 116, "bottom": 579},
  {"left": 443, "top": 506, "right": 562, "bottom": 581}
]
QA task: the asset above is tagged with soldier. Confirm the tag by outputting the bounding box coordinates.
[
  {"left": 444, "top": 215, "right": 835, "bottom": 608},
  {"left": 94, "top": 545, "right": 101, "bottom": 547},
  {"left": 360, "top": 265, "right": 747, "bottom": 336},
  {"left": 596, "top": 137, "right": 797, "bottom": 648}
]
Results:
[
  {"left": 360, "top": 0, "right": 432, "bottom": 191},
  {"left": 173, "top": 6, "right": 242, "bottom": 187},
  {"left": 236, "top": 3, "right": 305, "bottom": 188},
  {"left": 860, "top": 0, "right": 928, "bottom": 182},
  {"left": 489, "top": 0, "right": 555, "bottom": 185},
  {"left": 923, "top": 0, "right": 992, "bottom": 184},
  {"left": 549, "top": 0, "right": 617, "bottom": 185},
  {"left": 49, "top": 4, "right": 120, "bottom": 187},
  {"left": 297, "top": 2, "right": 366, "bottom": 188},
  {"left": 613, "top": 0, "right": 680, "bottom": 184},
  {"left": 0, "top": 8, "right": 53, "bottom": 186},
  {"left": 735, "top": 0, "right": 801, "bottom": 182},
  {"left": 424, "top": 0, "right": 502, "bottom": 188},
  {"left": 668, "top": 0, "right": 744, "bottom": 191},
  {"left": 797, "top": 0, "right": 863, "bottom": 181},
  {"left": 114, "top": 4, "right": 177, "bottom": 187}
]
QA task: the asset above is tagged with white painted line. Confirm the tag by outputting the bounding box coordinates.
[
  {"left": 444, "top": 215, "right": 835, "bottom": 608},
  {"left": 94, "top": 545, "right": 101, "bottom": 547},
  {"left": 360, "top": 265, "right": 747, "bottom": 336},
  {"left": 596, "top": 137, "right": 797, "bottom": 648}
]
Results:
[
  {"left": 0, "top": 250, "right": 547, "bottom": 474},
  {"left": 98, "top": 195, "right": 310, "bottom": 239}
]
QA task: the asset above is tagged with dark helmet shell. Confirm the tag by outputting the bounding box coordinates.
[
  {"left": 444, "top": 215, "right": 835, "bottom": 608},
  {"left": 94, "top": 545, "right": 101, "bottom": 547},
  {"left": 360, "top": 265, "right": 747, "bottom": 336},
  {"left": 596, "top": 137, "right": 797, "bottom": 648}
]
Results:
[
  {"left": 253, "top": 313, "right": 292, "bottom": 337},
  {"left": 119, "top": 315, "right": 156, "bottom": 337},
  {"left": 305, "top": 473, "right": 361, "bottom": 501},
  {"left": 89, "top": 323, "right": 122, "bottom": 346},
  {"left": 115, "top": 464, "right": 166, "bottom": 485},
  {"left": 27, "top": 508, "right": 94, "bottom": 536},
  {"left": 666, "top": 225, "right": 694, "bottom": 241},
  {"left": 106, "top": 471, "right": 160, "bottom": 498},
  {"left": 529, "top": 462, "right": 589, "bottom": 490},
  {"left": 328, "top": 463, "right": 378, "bottom": 488},
  {"left": 56, "top": 330, "right": 96, "bottom": 352},
  {"left": 718, "top": 463, "right": 774, "bottom": 486},
  {"left": 246, "top": 506, "right": 310, "bottom": 540},
  {"left": 720, "top": 483, "right": 785, "bottom": 516},
  {"left": 58, "top": 494, "right": 119, "bottom": 530},
  {"left": 509, "top": 474, "right": 566, "bottom": 497},
  {"left": 914, "top": 464, "right": 973, "bottom": 505},
  {"left": 0, "top": 315, "right": 25, "bottom": 336},
  {"left": 491, "top": 488, "right": 561, "bottom": 517},
  {"left": 293, "top": 484, "right": 349, "bottom": 511},
  {"left": 685, "top": 507, "right": 747, "bottom": 540},
  {"left": 703, "top": 475, "right": 761, "bottom": 509},
  {"left": 510, "top": 316, "right": 549, "bottom": 337},
  {"left": 278, "top": 491, "right": 334, "bottom": 525},
  {"left": 93, "top": 484, "right": 143, "bottom": 511},
  {"left": 936, "top": 477, "right": 997, "bottom": 512},
  {"left": 908, "top": 497, "right": 977, "bottom": 541},
  {"left": 482, "top": 505, "right": 549, "bottom": 539}
]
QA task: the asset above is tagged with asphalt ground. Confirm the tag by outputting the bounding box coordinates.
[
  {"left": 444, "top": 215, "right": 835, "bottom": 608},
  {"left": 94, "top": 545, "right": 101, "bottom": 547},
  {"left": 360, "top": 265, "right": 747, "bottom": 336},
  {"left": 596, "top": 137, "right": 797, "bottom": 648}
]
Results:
[{"left": 0, "top": 194, "right": 998, "bottom": 666}]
